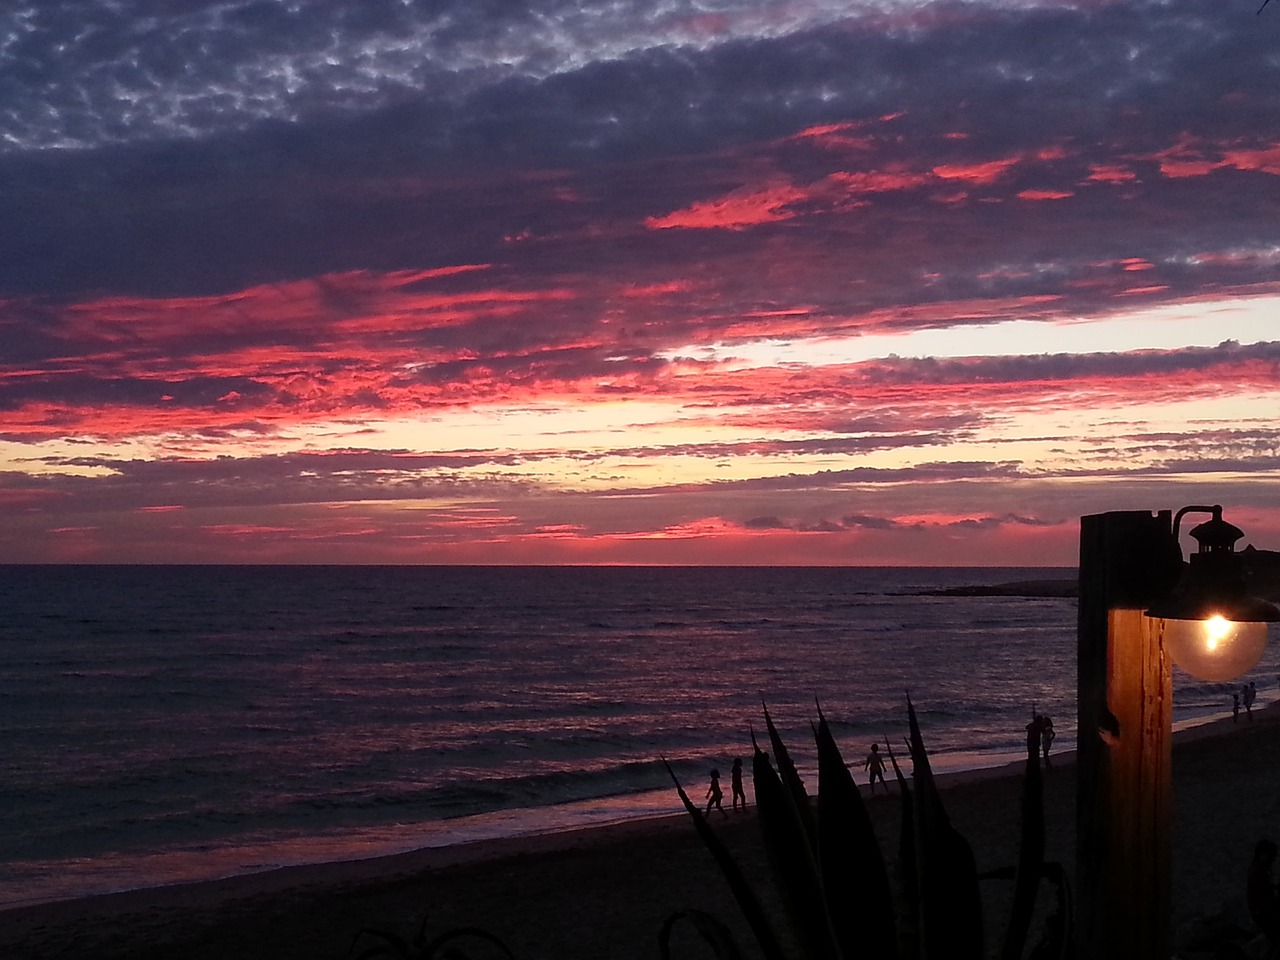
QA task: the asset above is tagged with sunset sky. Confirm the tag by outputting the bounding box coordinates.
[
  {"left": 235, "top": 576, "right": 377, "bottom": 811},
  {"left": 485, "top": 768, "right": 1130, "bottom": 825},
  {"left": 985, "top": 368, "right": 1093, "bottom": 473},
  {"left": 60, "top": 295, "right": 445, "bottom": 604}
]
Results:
[{"left": 2, "top": 0, "right": 1279, "bottom": 565}]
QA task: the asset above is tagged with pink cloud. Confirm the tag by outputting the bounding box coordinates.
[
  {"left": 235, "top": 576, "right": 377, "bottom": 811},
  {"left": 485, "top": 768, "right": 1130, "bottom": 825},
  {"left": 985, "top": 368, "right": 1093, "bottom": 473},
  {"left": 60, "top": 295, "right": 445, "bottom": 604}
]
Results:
[
  {"left": 1137, "top": 134, "right": 1280, "bottom": 181},
  {"left": 644, "top": 178, "right": 810, "bottom": 230},
  {"left": 1221, "top": 143, "right": 1280, "bottom": 176},
  {"left": 932, "top": 157, "right": 1020, "bottom": 185},
  {"left": 1086, "top": 164, "right": 1137, "bottom": 183},
  {"left": 827, "top": 168, "right": 934, "bottom": 195},
  {"left": 1017, "top": 189, "right": 1074, "bottom": 201}
]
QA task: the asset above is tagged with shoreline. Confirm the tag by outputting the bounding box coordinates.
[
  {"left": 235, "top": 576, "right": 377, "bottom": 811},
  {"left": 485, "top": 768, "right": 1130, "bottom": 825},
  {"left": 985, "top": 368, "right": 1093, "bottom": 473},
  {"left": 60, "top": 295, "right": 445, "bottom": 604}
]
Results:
[
  {"left": 5, "top": 704, "right": 1279, "bottom": 959},
  {"left": 0, "top": 752, "right": 1023, "bottom": 915},
  {"left": 7, "top": 704, "right": 1243, "bottom": 917},
  {"left": 0, "top": 736, "right": 1062, "bottom": 915}
]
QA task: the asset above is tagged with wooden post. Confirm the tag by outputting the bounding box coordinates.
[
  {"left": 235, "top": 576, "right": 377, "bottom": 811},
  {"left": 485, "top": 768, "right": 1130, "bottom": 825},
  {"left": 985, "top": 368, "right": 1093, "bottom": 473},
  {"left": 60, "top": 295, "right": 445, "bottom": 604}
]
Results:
[{"left": 1077, "top": 511, "right": 1182, "bottom": 960}]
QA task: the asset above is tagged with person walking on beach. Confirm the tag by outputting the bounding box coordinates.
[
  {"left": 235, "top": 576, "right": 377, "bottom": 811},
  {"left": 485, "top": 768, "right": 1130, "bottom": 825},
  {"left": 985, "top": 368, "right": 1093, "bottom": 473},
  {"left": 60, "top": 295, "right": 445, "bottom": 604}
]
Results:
[
  {"left": 1234, "top": 693, "right": 1241, "bottom": 723},
  {"left": 863, "top": 743, "right": 887, "bottom": 795},
  {"left": 705, "top": 768, "right": 728, "bottom": 818},
  {"left": 1244, "top": 681, "right": 1258, "bottom": 720},
  {"left": 730, "top": 757, "right": 747, "bottom": 811},
  {"left": 1040, "top": 714, "right": 1055, "bottom": 766}
]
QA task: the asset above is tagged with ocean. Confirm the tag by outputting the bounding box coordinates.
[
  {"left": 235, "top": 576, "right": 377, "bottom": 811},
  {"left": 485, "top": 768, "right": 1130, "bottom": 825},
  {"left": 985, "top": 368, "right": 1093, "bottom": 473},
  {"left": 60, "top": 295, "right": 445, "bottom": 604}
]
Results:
[{"left": 1, "top": 564, "right": 1270, "bottom": 910}]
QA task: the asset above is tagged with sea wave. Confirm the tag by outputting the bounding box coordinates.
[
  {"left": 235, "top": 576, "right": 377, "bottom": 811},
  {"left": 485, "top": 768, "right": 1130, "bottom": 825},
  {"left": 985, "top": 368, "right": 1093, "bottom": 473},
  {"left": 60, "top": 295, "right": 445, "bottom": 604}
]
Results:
[{"left": 1, "top": 564, "right": 1273, "bottom": 908}]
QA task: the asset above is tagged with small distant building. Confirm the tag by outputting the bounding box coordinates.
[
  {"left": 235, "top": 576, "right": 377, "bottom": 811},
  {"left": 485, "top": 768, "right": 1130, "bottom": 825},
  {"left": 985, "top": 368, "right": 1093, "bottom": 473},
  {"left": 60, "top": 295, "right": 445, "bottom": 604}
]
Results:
[{"left": 1242, "top": 545, "right": 1280, "bottom": 601}]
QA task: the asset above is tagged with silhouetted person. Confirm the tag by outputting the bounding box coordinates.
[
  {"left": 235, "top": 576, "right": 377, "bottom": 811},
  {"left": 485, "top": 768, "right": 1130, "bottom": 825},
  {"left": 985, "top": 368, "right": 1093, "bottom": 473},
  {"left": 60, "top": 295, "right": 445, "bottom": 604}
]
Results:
[
  {"left": 1040, "top": 714, "right": 1055, "bottom": 766},
  {"left": 1247, "top": 838, "right": 1280, "bottom": 948},
  {"left": 730, "top": 757, "right": 747, "bottom": 810},
  {"left": 1028, "top": 713, "right": 1045, "bottom": 760},
  {"left": 1234, "top": 693, "right": 1241, "bottom": 723},
  {"left": 863, "top": 743, "right": 887, "bottom": 794},
  {"left": 705, "top": 768, "right": 727, "bottom": 818},
  {"left": 1245, "top": 681, "right": 1258, "bottom": 720}
]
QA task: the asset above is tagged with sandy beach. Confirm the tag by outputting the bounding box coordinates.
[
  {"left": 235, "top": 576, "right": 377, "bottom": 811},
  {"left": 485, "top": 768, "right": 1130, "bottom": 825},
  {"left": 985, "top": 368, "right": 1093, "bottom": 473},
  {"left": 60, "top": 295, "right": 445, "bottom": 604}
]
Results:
[{"left": 4, "top": 707, "right": 1280, "bottom": 960}]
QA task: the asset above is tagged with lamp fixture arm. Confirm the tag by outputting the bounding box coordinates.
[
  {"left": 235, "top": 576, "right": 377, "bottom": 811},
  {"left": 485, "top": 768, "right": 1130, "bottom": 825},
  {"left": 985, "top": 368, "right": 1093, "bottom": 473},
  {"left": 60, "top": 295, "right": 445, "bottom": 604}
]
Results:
[{"left": 1171, "top": 504, "right": 1220, "bottom": 544}]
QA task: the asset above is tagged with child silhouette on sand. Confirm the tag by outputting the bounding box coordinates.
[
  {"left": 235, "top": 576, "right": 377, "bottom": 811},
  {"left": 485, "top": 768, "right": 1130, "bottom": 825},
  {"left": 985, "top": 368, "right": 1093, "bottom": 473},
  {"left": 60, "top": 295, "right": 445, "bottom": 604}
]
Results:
[
  {"left": 863, "top": 743, "right": 887, "bottom": 794},
  {"left": 706, "top": 768, "right": 728, "bottom": 818}
]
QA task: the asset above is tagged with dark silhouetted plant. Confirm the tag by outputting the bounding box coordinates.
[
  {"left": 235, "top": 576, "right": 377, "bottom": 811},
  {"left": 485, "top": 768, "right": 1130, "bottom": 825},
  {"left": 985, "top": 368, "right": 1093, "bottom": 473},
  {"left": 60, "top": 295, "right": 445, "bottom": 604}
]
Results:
[
  {"left": 660, "top": 908, "right": 748, "bottom": 960},
  {"left": 667, "top": 698, "right": 1073, "bottom": 960},
  {"left": 349, "top": 915, "right": 516, "bottom": 960}
]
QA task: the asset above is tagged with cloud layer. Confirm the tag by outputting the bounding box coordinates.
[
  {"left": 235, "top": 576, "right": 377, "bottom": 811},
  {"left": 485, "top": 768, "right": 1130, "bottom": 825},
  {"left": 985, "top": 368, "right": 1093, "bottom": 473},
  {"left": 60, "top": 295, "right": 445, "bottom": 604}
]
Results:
[{"left": 2, "top": 0, "right": 1278, "bottom": 563}]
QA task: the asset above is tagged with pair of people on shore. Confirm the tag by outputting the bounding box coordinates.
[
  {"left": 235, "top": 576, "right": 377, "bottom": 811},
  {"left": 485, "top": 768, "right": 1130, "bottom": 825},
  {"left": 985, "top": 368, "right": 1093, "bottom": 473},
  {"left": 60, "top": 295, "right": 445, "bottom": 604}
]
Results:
[{"left": 705, "top": 758, "right": 747, "bottom": 816}]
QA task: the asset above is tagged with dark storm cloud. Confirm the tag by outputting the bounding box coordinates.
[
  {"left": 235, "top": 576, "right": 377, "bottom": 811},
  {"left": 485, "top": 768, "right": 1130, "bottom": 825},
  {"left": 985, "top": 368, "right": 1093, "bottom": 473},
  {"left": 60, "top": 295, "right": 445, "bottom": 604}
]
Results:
[
  {"left": 599, "top": 430, "right": 971, "bottom": 460},
  {"left": 3, "top": 0, "right": 1279, "bottom": 303},
  {"left": 8, "top": 0, "right": 1272, "bottom": 156},
  {"left": 1117, "top": 427, "right": 1280, "bottom": 460},
  {"left": 51, "top": 448, "right": 534, "bottom": 478},
  {"left": 856, "top": 340, "right": 1280, "bottom": 388},
  {"left": 839, "top": 512, "right": 1054, "bottom": 531},
  {"left": 0, "top": 448, "right": 1023, "bottom": 516},
  {"left": 0, "top": 373, "right": 273, "bottom": 415},
  {"left": 0, "top": 446, "right": 540, "bottom": 512},
  {"left": 725, "top": 511, "right": 1063, "bottom": 537},
  {"left": 840, "top": 513, "right": 897, "bottom": 530},
  {"left": 686, "top": 460, "right": 1032, "bottom": 492},
  {"left": 2, "top": 0, "right": 729, "bottom": 151},
  {"left": 744, "top": 515, "right": 788, "bottom": 529}
]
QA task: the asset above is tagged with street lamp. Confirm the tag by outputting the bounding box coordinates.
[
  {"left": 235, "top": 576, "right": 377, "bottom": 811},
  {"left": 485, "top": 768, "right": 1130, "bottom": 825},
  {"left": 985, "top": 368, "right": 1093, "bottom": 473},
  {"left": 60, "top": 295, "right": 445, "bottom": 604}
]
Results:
[
  {"left": 1146, "top": 505, "right": 1278, "bottom": 682},
  {"left": 1077, "top": 507, "right": 1279, "bottom": 960}
]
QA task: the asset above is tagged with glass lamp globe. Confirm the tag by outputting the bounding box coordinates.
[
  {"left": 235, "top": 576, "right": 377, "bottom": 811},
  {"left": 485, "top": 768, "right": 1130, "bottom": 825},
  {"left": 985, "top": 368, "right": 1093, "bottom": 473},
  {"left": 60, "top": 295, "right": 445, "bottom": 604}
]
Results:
[
  {"left": 1160, "top": 615, "right": 1269, "bottom": 682},
  {"left": 1145, "top": 504, "right": 1280, "bottom": 682}
]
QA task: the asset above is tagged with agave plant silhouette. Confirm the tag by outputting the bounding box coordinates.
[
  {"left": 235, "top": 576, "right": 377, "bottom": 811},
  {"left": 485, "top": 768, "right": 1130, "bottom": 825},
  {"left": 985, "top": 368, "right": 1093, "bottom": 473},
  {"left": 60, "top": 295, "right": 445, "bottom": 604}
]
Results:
[
  {"left": 665, "top": 698, "right": 1072, "bottom": 960},
  {"left": 349, "top": 916, "right": 516, "bottom": 960}
]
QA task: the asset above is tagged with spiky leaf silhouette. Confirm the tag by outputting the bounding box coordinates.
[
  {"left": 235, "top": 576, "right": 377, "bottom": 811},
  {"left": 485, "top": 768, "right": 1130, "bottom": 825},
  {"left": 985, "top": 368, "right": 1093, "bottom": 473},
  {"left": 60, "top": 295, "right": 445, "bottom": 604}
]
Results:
[
  {"left": 814, "top": 707, "right": 896, "bottom": 960},
  {"left": 421, "top": 928, "right": 515, "bottom": 959},
  {"left": 663, "top": 758, "right": 789, "bottom": 960},
  {"left": 763, "top": 703, "right": 817, "bottom": 851},
  {"left": 885, "top": 736, "right": 919, "bottom": 960},
  {"left": 349, "top": 920, "right": 516, "bottom": 960},
  {"left": 659, "top": 909, "right": 746, "bottom": 960},
  {"left": 751, "top": 731, "right": 838, "bottom": 960},
  {"left": 1000, "top": 717, "right": 1046, "bottom": 960},
  {"left": 669, "top": 701, "right": 1069, "bottom": 960},
  {"left": 907, "top": 696, "right": 984, "bottom": 960}
]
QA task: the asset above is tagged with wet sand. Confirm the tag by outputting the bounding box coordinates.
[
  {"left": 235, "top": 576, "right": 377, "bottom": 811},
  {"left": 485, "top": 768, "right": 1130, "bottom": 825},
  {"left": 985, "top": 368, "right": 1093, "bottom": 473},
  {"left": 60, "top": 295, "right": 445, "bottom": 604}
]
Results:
[{"left": 3, "top": 705, "right": 1279, "bottom": 959}]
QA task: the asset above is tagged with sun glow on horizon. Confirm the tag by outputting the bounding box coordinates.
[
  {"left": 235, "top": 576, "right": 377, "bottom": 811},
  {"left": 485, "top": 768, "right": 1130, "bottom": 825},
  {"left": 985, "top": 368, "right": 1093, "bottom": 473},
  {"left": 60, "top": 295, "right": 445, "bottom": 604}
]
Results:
[{"left": 654, "top": 294, "right": 1280, "bottom": 368}]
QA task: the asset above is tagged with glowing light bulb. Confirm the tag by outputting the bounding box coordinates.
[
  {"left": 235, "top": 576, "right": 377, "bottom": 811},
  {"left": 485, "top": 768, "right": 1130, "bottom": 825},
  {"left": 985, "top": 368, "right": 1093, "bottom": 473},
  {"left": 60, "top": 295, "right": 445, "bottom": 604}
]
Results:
[
  {"left": 1161, "top": 615, "right": 1269, "bottom": 682},
  {"left": 1204, "top": 615, "right": 1229, "bottom": 652}
]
